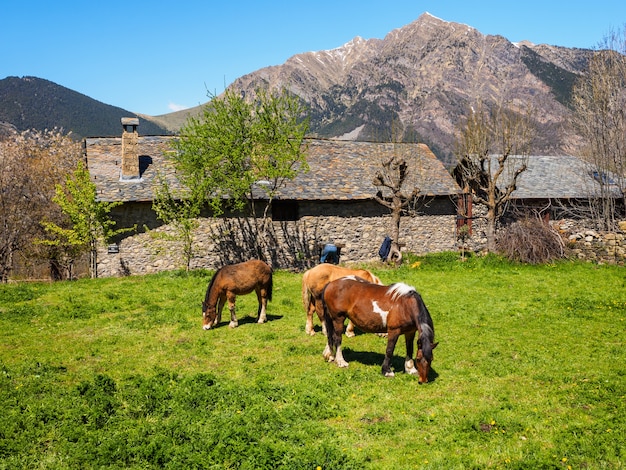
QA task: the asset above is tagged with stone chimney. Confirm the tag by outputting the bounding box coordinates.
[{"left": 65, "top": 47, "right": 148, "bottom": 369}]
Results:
[{"left": 121, "top": 117, "right": 140, "bottom": 180}]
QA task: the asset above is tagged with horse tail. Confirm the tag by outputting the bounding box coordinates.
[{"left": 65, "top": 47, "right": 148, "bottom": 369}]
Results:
[
  {"left": 301, "top": 271, "right": 310, "bottom": 310},
  {"left": 321, "top": 283, "right": 336, "bottom": 339},
  {"left": 267, "top": 267, "right": 273, "bottom": 302}
]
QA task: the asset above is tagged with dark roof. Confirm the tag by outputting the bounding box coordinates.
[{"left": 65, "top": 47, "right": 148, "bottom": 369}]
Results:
[
  {"left": 85, "top": 136, "right": 461, "bottom": 203},
  {"left": 495, "top": 155, "right": 623, "bottom": 199},
  {"left": 85, "top": 136, "right": 180, "bottom": 202},
  {"left": 276, "top": 140, "right": 460, "bottom": 200}
]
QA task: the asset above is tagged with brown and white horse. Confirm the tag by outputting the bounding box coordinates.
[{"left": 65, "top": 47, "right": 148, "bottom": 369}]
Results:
[
  {"left": 202, "top": 259, "right": 272, "bottom": 330},
  {"left": 321, "top": 277, "right": 437, "bottom": 383},
  {"left": 301, "top": 264, "right": 382, "bottom": 336}
]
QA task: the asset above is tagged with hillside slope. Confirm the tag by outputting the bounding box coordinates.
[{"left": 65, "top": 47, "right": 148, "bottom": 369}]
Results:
[{"left": 0, "top": 76, "right": 170, "bottom": 139}]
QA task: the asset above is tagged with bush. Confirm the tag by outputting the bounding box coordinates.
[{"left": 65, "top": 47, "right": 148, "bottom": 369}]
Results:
[{"left": 496, "top": 217, "right": 565, "bottom": 264}]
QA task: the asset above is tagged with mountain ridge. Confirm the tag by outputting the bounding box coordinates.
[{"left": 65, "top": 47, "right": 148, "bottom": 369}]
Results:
[
  {"left": 0, "top": 76, "right": 170, "bottom": 139},
  {"left": 230, "top": 12, "right": 592, "bottom": 163},
  {"left": 1, "top": 12, "right": 593, "bottom": 163}
]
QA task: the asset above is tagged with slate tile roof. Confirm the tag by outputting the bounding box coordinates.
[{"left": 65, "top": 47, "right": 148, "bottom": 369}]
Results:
[
  {"left": 276, "top": 139, "right": 460, "bottom": 200},
  {"left": 495, "top": 155, "right": 622, "bottom": 199},
  {"left": 86, "top": 137, "right": 461, "bottom": 203},
  {"left": 85, "top": 136, "right": 179, "bottom": 202}
]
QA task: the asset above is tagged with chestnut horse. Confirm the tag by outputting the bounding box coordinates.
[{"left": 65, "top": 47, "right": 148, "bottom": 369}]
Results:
[
  {"left": 202, "top": 259, "right": 272, "bottom": 330},
  {"left": 302, "top": 264, "right": 382, "bottom": 336},
  {"left": 322, "top": 278, "right": 437, "bottom": 383}
]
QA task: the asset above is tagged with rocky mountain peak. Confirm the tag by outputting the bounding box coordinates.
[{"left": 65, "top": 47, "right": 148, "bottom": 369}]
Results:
[{"left": 206, "top": 13, "right": 595, "bottom": 164}]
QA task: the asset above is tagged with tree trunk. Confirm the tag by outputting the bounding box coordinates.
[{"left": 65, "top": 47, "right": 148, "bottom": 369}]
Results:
[
  {"left": 485, "top": 206, "right": 497, "bottom": 252},
  {"left": 89, "top": 240, "right": 98, "bottom": 279},
  {"left": 389, "top": 196, "right": 403, "bottom": 265}
]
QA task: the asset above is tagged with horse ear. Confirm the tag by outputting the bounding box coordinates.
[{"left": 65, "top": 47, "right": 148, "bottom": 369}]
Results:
[{"left": 432, "top": 342, "right": 439, "bottom": 350}]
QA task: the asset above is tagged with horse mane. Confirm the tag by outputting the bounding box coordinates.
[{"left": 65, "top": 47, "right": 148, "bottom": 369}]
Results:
[
  {"left": 388, "top": 283, "right": 435, "bottom": 361},
  {"left": 204, "top": 266, "right": 224, "bottom": 303},
  {"left": 414, "top": 292, "right": 435, "bottom": 362},
  {"left": 387, "top": 282, "right": 416, "bottom": 301},
  {"left": 366, "top": 270, "right": 382, "bottom": 284}
]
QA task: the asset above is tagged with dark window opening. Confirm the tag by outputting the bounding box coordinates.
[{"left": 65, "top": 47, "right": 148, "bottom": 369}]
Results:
[{"left": 272, "top": 201, "right": 298, "bottom": 221}]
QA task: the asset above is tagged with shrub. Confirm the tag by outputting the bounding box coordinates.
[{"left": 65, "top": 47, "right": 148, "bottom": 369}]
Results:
[{"left": 496, "top": 217, "right": 565, "bottom": 264}]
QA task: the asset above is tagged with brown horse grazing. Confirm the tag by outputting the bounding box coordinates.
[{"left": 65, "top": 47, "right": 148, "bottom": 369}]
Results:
[
  {"left": 321, "top": 278, "right": 437, "bottom": 383},
  {"left": 202, "top": 259, "right": 272, "bottom": 330},
  {"left": 302, "top": 264, "right": 382, "bottom": 336}
]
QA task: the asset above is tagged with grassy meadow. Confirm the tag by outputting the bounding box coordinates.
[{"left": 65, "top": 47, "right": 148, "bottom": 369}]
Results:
[{"left": 1, "top": 253, "right": 625, "bottom": 469}]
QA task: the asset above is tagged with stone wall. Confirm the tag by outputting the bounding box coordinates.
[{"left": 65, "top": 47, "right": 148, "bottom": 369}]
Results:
[
  {"left": 96, "top": 205, "right": 626, "bottom": 278},
  {"left": 556, "top": 220, "right": 626, "bottom": 265},
  {"left": 97, "top": 213, "right": 458, "bottom": 277}
]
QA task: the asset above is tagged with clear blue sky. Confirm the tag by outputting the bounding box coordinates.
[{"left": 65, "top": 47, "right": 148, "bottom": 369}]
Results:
[{"left": 2, "top": 1, "right": 625, "bottom": 116}]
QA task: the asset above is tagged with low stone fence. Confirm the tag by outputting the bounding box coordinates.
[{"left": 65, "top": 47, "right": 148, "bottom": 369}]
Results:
[
  {"left": 553, "top": 220, "right": 626, "bottom": 265},
  {"left": 565, "top": 230, "right": 626, "bottom": 264},
  {"left": 95, "top": 214, "right": 626, "bottom": 277}
]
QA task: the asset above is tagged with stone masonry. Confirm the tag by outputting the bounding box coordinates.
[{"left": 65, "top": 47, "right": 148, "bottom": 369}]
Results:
[{"left": 97, "top": 213, "right": 458, "bottom": 277}]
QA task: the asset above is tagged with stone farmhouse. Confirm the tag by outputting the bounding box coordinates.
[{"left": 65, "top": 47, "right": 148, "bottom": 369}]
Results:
[
  {"left": 85, "top": 119, "right": 625, "bottom": 277},
  {"left": 85, "top": 119, "right": 462, "bottom": 277},
  {"left": 454, "top": 154, "right": 625, "bottom": 229},
  {"left": 493, "top": 154, "right": 623, "bottom": 214}
]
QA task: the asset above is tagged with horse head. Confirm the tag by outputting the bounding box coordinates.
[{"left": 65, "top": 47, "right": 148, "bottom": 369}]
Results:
[
  {"left": 202, "top": 301, "right": 217, "bottom": 330},
  {"left": 416, "top": 336, "right": 438, "bottom": 383}
]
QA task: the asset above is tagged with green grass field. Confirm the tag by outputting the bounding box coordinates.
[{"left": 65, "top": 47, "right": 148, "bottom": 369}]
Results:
[{"left": 1, "top": 253, "right": 625, "bottom": 469}]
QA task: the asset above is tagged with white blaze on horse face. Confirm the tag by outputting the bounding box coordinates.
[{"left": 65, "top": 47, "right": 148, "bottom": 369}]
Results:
[{"left": 372, "top": 301, "right": 389, "bottom": 327}]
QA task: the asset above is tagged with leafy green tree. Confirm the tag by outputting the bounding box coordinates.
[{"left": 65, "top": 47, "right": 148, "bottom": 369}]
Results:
[
  {"left": 41, "top": 162, "right": 132, "bottom": 278},
  {"left": 151, "top": 174, "right": 201, "bottom": 271},
  {"left": 171, "top": 87, "right": 309, "bottom": 259}
]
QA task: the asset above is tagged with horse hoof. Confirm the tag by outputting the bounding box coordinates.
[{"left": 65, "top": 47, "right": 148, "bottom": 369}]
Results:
[
  {"left": 337, "top": 361, "right": 349, "bottom": 368},
  {"left": 229, "top": 321, "right": 238, "bottom": 328},
  {"left": 345, "top": 331, "right": 355, "bottom": 338},
  {"left": 384, "top": 371, "right": 395, "bottom": 378}
]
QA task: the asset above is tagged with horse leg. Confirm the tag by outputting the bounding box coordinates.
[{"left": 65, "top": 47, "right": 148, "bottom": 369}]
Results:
[
  {"left": 322, "top": 343, "right": 334, "bottom": 362},
  {"left": 322, "top": 315, "right": 337, "bottom": 362},
  {"left": 403, "top": 331, "right": 418, "bottom": 375},
  {"left": 315, "top": 298, "right": 328, "bottom": 336},
  {"left": 381, "top": 330, "right": 401, "bottom": 377},
  {"left": 332, "top": 317, "right": 349, "bottom": 368},
  {"left": 345, "top": 320, "right": 355, "bottom": 337},
  {"left": 227, "top": 293, "right": 238, "bottom": 328},
  {"left": 305, "top": 298, "right": 316, "bottom": 335},
  {"left": 214, "top": 297, "right": 226, "bottom": 327},
  {"left": 256, "top": 289, "right": 267, "bottom": 324},
  {"left": 323, "top": 309, "right": 346, "bottom": 364}
]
